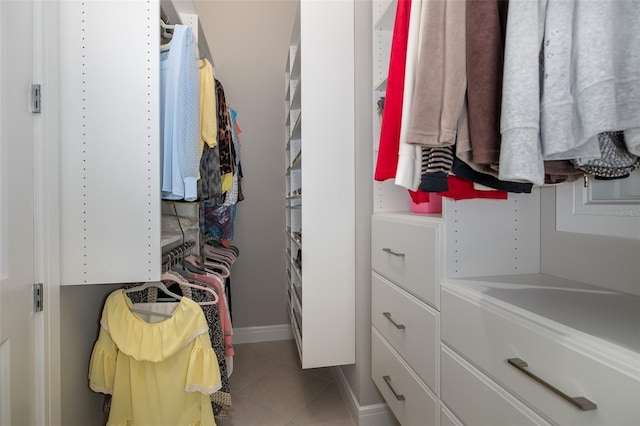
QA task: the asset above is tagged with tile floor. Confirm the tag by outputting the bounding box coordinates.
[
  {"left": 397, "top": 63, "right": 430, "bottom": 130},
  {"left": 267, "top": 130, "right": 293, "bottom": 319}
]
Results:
[{"left": 217, "top": 339, "right": 356, "bottom": 426}]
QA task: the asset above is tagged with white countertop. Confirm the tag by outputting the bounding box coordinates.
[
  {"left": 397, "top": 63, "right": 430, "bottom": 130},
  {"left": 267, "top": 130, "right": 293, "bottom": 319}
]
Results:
[{"left": 445, "top": 273, "right": 640, "bottom": 356}]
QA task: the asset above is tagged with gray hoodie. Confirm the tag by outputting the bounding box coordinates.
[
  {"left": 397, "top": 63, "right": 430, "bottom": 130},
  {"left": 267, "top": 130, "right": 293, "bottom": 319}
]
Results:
[{"left": 499, "top": 0, "right": 640, "bottom": 185}]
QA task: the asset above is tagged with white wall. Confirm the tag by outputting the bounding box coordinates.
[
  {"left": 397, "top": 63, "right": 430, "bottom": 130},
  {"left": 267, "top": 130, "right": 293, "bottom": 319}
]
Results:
[
  {"left": 540, "top": 187, "right": 640, "bottom": 296},
  {"left": 195, "top": 0, "right": 298, "bottom": 328}
]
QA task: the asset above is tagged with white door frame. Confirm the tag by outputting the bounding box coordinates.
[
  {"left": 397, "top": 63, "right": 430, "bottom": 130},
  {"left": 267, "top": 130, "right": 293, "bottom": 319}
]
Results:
[{"left": 33, "top": 1, "right": 62, "bottom": 425}]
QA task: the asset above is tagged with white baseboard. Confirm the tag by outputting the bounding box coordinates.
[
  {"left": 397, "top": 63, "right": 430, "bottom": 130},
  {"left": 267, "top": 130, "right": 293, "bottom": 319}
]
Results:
[
  {"left": 331, "top": 366, "right": 398, "bottom": 426},
  {"left": 232, "top": 324, "right": 294, "bottom": 344}
]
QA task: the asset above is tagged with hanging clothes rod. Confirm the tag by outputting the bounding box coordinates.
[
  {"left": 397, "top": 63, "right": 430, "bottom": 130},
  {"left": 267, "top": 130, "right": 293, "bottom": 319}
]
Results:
[{"left": 162, "top": 240, "right": 196, "bottom": 270}]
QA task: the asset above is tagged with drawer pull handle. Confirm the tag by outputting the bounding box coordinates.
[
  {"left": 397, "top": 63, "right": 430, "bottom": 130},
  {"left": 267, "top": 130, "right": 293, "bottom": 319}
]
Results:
[
  {"left": 382, "top": 247, "right": 405, "bottom": 257},
  {"left": 507, "top": 358, "right": 597, "bottom": 411},
  {"left": 383, "top": 375, "right": 406, "bottom": 401},
  {"left": 383, "top": 312, "right": 406, "bottom": 329}
]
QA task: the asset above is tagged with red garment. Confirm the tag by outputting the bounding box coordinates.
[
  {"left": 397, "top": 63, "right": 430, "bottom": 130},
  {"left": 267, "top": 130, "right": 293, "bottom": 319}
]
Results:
[
  {"left": 438, "top": 175, "right": 508, "bottom": 201},
  {"left": 374, "top": 0, "right": 412, "bottom": 181},
  {"left": 409, "top": 189, "right": 430, "bottom": 204}
]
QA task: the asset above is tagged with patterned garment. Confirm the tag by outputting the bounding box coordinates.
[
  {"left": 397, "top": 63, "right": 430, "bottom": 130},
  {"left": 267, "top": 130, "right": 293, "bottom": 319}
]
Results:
[
  {"left": 105, "top": 282, "right": 232, "bottom": 419},
  {"left": 198, "top": 142, "right": 224, "bottom": 203},
  {"left": 419, "top": 146, "right": 454, "bottom": 192},
  {"left": 571, "top": 131, "right": 640, "bottom": 179},
  {"left": 204, "top": 203, "right": 236, "bottom": 241},
  {"left": 223, "top": 108, "right": 242, "bottom": 206},
  {"left": 215, "top": 80, "right": 235, "bottom": 177}
]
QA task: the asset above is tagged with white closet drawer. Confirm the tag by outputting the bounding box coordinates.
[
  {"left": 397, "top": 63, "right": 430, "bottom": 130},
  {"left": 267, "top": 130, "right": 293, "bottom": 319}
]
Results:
[
  {"left": 372, "top": 327, "right": 438, "bottom": 426},
  {"left": 441, "top": 344, "right": 550, "bottom": 426},
  {"left": 372, "top": 272, "right": 439, "bottom": 394},
  {"left": 440, "top": 404, "right": 463, "bottom": 426},
  {"left": 441, "top": 286, "right": 640, "bottom": 426},
  {"left": 371, "top": 214, "right": 441, "bottom": 308}
]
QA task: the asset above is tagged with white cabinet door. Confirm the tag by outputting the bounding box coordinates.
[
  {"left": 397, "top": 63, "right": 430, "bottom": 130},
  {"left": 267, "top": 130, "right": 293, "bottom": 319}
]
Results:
[{"left": 0, "top": 1, "right": 37, "bottom": 423}]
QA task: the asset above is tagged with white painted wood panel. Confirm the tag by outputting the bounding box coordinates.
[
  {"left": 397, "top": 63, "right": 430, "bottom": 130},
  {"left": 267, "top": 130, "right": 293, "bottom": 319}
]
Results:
[
  {"left": 284, "top": 0, "right": 356, "bottom": 368},
  {"left": 442, "top": 191, "right": 541, "bottom": 278},
  {"left": 58, "top": 0, "right": 161, "bottom": 285}
]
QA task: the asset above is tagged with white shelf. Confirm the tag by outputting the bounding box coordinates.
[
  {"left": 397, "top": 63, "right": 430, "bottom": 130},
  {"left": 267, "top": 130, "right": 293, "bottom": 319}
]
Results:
[
  {"left": 374, "top": 77, "right": 388, "bottom": 92},
  {"left": 374, "top": 0, "right": 396, "bottom": 31}
]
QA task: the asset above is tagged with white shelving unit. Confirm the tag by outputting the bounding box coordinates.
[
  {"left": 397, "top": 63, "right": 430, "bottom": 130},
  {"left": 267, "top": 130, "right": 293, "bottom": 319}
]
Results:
[{"left": 284, "top": 0, "right": 356, "bottom": 369}]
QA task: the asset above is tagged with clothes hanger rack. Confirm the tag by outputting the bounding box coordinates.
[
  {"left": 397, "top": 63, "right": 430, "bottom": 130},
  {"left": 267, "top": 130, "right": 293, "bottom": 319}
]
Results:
[{"left": 161, "top": 239, "right": 195, "bottom": 268}]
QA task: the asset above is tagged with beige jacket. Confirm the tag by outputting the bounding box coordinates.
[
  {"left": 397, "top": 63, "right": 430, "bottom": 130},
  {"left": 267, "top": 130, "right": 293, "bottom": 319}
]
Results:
[{"left": 407, "top": 0, "right": 468, "bottom": 147}]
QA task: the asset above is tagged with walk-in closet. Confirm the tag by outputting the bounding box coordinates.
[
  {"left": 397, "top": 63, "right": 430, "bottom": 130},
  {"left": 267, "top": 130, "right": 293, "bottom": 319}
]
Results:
[{"left": 0, "top": 0, "right": 638, "bottom": 426}]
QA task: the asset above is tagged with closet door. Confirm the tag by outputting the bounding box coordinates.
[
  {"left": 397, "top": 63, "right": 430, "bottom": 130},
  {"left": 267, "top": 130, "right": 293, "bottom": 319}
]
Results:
[
  {"left": 0, "top": 0, "right": 37, "bottom": 423},
  {"left": 58, "top": 0, "right": 161, "bottom": 285}
]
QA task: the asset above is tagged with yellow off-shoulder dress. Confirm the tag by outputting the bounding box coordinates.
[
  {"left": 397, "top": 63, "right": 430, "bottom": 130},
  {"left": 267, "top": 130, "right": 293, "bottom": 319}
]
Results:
[{"left": 89, "top": 289, "right": 221, "bottom": 426}]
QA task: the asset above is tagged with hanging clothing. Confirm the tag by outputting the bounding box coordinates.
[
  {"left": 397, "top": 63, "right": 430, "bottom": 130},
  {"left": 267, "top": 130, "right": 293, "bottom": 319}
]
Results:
[
  {"left": 89, "top": 289, "right": 220, "bottom": 426},
  {"left": 161, "top": 25, "right": 201, "bottom": 202},
  {"left": 406, "top": 0, "right": 468, "bottom": 148},
  {"left": 438, "top": 175, "right": 508, "bottom": 201},
  {"left": 122, "top": 282, "right": 232, "bottom": 420},
  {"left": 199, "top": 58, "right": 218, "bottom": 154},
  {"left": 223, "top": 108, "right": 243, "bottom": 206},
  {"left": 198, "top": 142, "right": 224, "bottom": 203},
  {"left": 374, "top": 0, "right": 412, "bottom": 181},
  {"left": 204, "top": 203, "right": 237, "bottom": 242},
  {"left": 197, "top": 68, "right": 224, "bottom": 204},
  {"left": 408, "top": 188, "right": 431, "bottom": 204},
  {"left": 452, "top": 157, "right": 533, "bottom": 193},
  {"left": 214, "top": 80, "right": 235, "bottom": 193},
  {"left": 499, "top": 0, "right": 640, "bottom": 185},
  {"left": 465, "top": 0, "right": 509, "bottom": 166},
  {"left": 191, "top": 273, "right": 234, "bottom": 358},
  {"left": 419, "top": 146, "right": 455, "bottom": 192},
  {"left": 395, "top": 0, "right": 426, "bottom": 190}
]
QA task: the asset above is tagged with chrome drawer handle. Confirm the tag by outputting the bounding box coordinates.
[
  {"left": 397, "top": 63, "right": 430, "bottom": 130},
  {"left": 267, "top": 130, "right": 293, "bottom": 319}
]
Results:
[
  {"left": 383, "top": 312, "right": 406, "bottom": 329},
  {"left": 507, "top": 358, "right": 597, "bottom": 411},
  {"left": 382, "top": 247, "right": 405, "bottom": 257},
  {"left": 383, "top": 375, "right": 405, "bottom": 401}
]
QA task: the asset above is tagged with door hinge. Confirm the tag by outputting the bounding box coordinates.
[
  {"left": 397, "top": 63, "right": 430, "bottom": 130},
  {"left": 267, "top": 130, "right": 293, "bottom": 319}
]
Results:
[
  {"left": 31, "top": 84, "right": 41, "bottom": 113},
  {"left": 34, "top": 283, "right": 44, "bottom": 312}
]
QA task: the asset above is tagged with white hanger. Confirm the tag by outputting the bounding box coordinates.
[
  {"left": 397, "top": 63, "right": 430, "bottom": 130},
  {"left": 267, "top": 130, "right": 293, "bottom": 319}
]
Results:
[
  {"left": 162, "top": 271, "right": 219, "bottom": 305},
  {"left": 159, "top": 18, "right": 174, "bottom": 30},
  {"left": 124, "top": 280, "right": 183, "bottom": 300},
  {"left": 125, "top": 281, "right": 182, "bottom": 319},
  {"left": 160, "top": 18, "right": 174, "bottom": 39}
]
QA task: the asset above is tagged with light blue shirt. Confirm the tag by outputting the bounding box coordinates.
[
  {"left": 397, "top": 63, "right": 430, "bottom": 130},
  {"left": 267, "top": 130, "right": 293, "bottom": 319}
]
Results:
[{"left": 160, "top": 25, "right": 200, "bottom": 201}]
